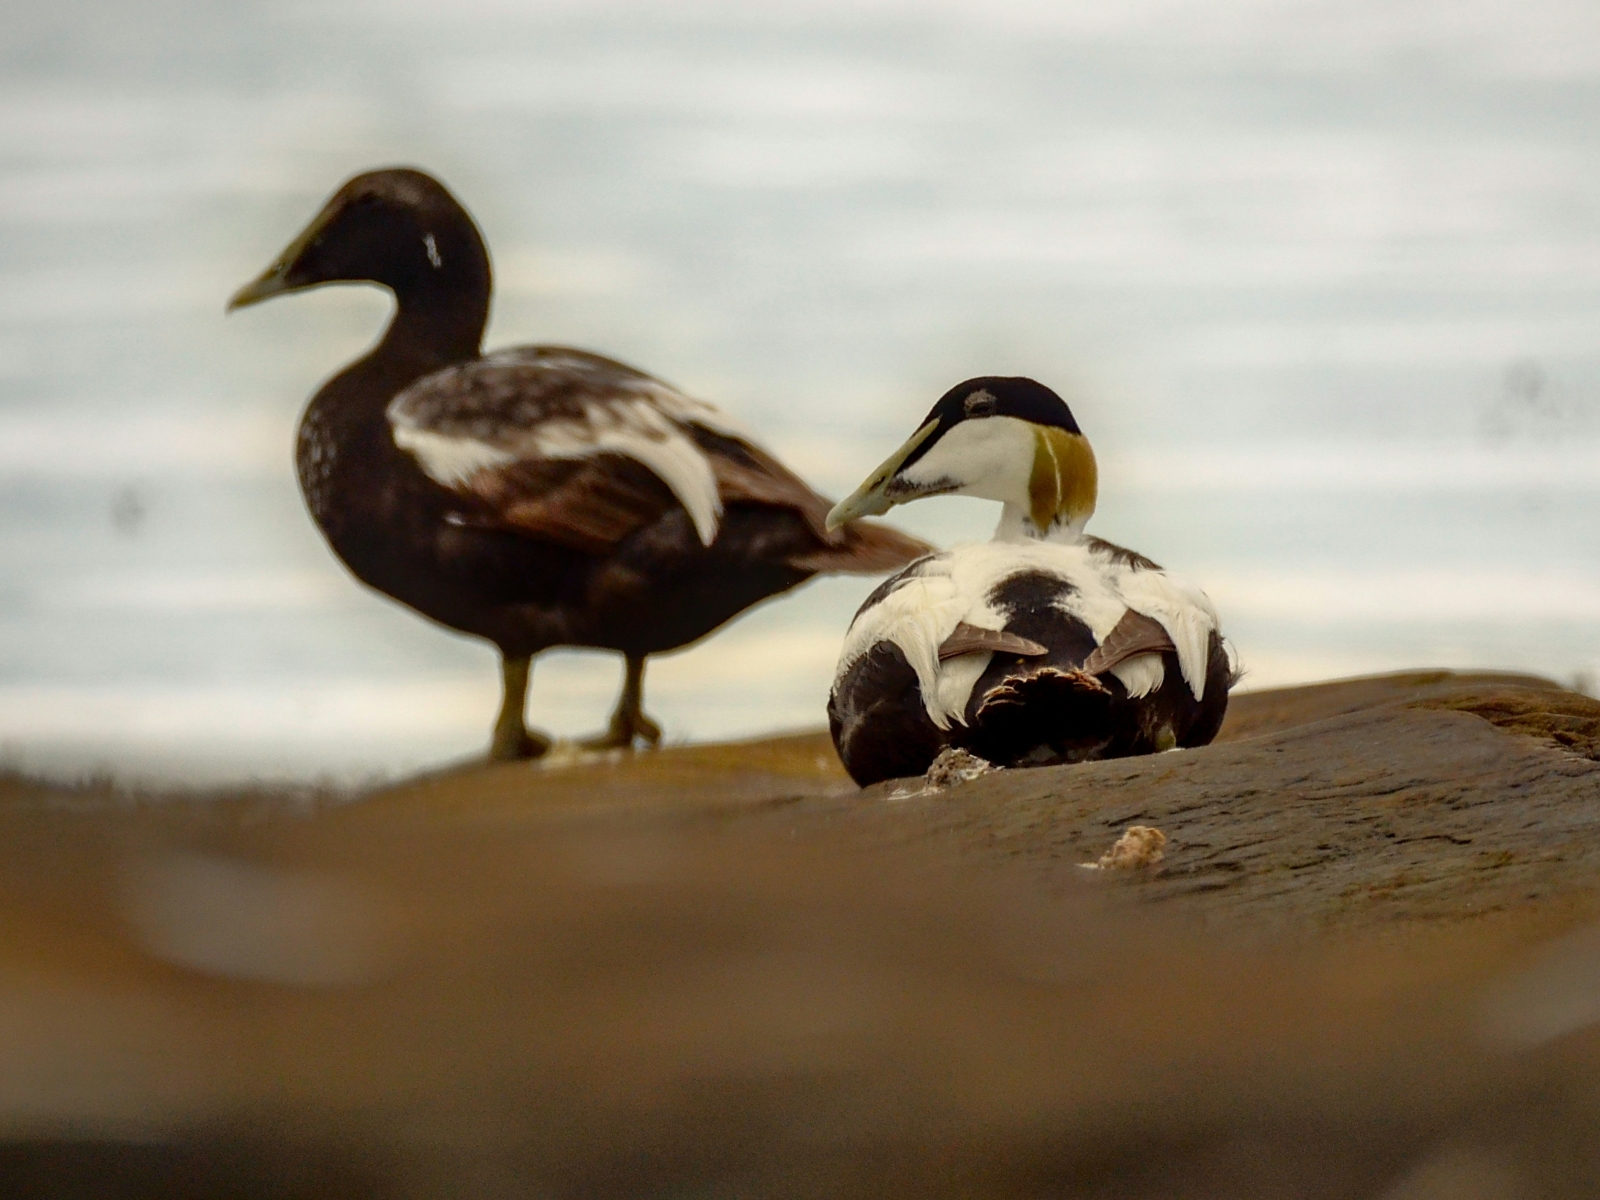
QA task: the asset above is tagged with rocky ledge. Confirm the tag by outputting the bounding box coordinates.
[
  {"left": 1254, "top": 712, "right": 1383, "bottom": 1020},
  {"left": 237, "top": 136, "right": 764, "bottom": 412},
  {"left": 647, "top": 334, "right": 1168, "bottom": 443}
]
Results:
[{"left": 1, "top": 671, "right": 1598, "bottom": 1199}]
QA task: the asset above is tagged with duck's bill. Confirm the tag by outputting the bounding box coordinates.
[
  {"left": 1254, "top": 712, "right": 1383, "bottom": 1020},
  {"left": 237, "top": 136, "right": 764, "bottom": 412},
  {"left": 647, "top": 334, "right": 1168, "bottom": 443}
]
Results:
[
  {"left": 226, "top": 266, "right": 294, "bottom": 312},
  {"left": 225, "top": 199, "right": 340, "bottom": 312},
  {"left": 824, "top": 419, "right": 939, "bottom": 531}
]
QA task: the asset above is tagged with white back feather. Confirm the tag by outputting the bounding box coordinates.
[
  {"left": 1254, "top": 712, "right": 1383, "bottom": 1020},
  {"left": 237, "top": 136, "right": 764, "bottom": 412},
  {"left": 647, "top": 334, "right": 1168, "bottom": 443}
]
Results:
[
  {"left": 391, "top": 427, "right": 514, "bottom": 486},
  {"left": 1107, "top": 653, "right": 1165, "bottom": 700},
  {"left": 836, "top": 539, "right": 1222, "bottom": 725},
  {"left": 836, "top": 566, "right": 975, "bottom": 729},
  {"left": 1108, "top": 566, "right": 1219, "bottom": 701}
]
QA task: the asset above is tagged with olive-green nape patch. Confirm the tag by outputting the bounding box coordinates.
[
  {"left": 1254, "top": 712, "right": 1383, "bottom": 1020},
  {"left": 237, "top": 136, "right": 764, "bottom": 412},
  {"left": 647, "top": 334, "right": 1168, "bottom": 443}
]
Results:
[{"left": 1029, "top": 427, "right": 1097, "bottom": 531}]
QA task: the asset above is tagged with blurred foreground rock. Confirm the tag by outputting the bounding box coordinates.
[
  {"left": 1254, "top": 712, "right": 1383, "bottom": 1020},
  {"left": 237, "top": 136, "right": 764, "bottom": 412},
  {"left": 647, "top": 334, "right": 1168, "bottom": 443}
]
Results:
[{"left": 0, "top": 670, "right": 1597, "bottom": 1198}]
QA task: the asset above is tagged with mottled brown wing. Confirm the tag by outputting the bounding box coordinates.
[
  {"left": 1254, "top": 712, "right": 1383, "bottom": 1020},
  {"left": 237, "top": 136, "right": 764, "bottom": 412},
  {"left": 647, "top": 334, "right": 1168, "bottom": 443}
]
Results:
[
  {"left": 394, "top": 345, "right": 679, "bottom": 434},
  {"left": 454, "top": 454, "right": 679, "bottom": 554},
  {"left": 937, "top": 622, "right": 1049, "bottom": 662},
  {"left": 1080, "top": 609, "right": 1177, "bottom": 677},
  {"left": 392, "top": 347, "right": 930, "bottom": 568},
  {"left": 789, "top": 519, "right": 931, "bottom": 575},
  {"left": 393, "top": 348, "right": 723, "bottom": 553}
]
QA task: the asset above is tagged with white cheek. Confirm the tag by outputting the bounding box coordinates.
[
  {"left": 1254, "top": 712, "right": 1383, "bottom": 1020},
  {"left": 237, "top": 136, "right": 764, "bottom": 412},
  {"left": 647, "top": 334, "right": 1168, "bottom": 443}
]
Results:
[{"left": 901, "top": 416, "right": 1034, "bottom": 506}]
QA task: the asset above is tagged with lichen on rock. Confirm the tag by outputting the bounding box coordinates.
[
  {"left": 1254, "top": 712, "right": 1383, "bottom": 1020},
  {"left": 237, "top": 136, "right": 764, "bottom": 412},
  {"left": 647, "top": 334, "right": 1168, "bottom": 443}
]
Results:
[
  {"left": 1082, "top": 825, "right": 1168, "bottom": 870},
  {"left": 924, "top": 747, "right": 996, "bottom": 790}
]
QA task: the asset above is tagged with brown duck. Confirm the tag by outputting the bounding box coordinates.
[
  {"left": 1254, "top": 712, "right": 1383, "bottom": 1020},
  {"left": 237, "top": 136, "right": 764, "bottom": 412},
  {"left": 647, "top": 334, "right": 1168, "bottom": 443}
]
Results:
[{"left": 229, "top": 167, "right": 928, "bottom": 760}]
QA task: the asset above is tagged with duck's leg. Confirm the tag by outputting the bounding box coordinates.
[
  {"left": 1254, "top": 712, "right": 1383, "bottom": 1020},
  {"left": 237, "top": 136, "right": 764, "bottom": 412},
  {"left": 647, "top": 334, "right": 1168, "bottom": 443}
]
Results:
[
  {"left": 489, "top": 652, "right": 553, "bottom": 762},
  {"left": 581, "top": 654, "right": 663, "bottom": 751}
]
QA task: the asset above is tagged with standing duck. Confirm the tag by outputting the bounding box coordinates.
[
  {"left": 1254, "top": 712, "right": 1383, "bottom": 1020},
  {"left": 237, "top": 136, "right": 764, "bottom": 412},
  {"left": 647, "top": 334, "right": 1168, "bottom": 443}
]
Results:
[
  {"left": 228, "top": 167, "right": 928, "bottom": 760},
  {"left": 824, "top": 376, "right": 1232, "bottom": 787}
]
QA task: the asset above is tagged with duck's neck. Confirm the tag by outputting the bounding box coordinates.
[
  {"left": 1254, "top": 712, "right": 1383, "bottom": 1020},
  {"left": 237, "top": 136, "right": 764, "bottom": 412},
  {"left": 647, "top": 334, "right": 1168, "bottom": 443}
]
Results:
[
  {"left": 994, "top": 504, "right": 1090, "bottom": 545},
  {"left": 992, "top": 426, "right": 1098, "bottom": 545},
  {"left": 373, "top": 275, "right": 490, "bottom": 375},
  {"left": 306, "top": 261, "right": 492, "bottom": 454},
  {"left": 365, "top": 209, "right": 496, "bottom": 376},
  {"left": 298, "top": 267, "right": 491, "bottom": 539}
]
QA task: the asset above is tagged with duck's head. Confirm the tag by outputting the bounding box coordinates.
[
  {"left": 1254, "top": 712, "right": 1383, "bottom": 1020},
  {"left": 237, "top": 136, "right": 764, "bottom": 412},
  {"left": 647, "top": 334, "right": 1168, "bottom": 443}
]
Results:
[
  {"left": 826, "top": 376, "right": 1097, "bottom": 540},
  {"left": 227, "top": 167, "right": 490, "bottom": 312}
]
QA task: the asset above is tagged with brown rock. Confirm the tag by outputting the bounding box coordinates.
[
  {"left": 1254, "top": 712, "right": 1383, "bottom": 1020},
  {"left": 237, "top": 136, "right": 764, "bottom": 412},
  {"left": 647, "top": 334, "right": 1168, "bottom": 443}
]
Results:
[{"left": 0, "top": 671, "right": 1597, "bottom": 1198}]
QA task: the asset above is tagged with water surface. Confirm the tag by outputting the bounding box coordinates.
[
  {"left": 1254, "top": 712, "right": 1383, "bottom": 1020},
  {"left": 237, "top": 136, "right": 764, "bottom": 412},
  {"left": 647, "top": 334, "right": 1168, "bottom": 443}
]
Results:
[{"left": 1, "top": 0, "right": 1596, "bottom": 781}]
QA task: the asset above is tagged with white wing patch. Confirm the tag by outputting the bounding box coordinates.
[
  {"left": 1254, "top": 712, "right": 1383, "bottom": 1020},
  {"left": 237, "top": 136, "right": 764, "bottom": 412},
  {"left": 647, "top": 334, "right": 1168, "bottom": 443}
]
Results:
[
  {"left": 1104, "top": 562, "right": 1220, "bottom": 701},
  {"left": 1108, "top": 654, "right": 1165, "bottom": 700},
  {"left": 835, "top": 539, "right": 1221, "bottom": 726},
  {"left": 392, "top": 427, "right": 514, "bottom": 486},
  {"left": 524, "top": 397, "right": 723, "bottom": 546},
  {"left": 498, "top": 349, "right": 759, "bottom": 446},
  {"left": 388, "top": 350, "right": 767, "bottom": 548},
  {"left": 836, "top": 542, "right": 1064, "bottom": 729}
]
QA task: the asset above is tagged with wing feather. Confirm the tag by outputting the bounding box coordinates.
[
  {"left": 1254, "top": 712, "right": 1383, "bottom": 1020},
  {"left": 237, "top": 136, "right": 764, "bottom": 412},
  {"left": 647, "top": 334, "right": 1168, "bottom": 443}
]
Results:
[
  {"left": 1079, "top": 609, "right": 1175, "bottom": 677},
  {"left": 1110, "top": 568, "right": 1221, "bottom": 701},
  {"left": 938, "top": 622, "right": 1048, "bottom": 661},
  {"left": 693, "top": 428, "right": 838, "bottom": 543},
  {"left": 391, "top": 347, "right": 732, "bottom": 547},
  {"left": 390, "top": 345, "right": 930, "bottom": 570},
  {"left": 457, "top": 454, "right": 679, "bottom": 553}
]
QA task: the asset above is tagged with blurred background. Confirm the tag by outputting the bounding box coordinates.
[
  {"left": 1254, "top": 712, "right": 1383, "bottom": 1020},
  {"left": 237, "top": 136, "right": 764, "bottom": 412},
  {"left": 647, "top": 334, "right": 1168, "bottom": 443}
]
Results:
[{"left": 0, "top": 0, "right": 1596, "bottom": 783}]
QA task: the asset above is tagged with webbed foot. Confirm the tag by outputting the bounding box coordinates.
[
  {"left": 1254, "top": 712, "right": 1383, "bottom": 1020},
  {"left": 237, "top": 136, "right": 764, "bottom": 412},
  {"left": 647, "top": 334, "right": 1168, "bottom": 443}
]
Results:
[
  {"left": 489, "top": 724, "right": 553, "bottom": 762},
  {"left": 488, "top": 652, "right": 552, "bottom": 762},
  {"left": 581, "top": 654, "right": 661, "bottom": 751},
  {"left": 579, "top": 709, "right": 661, "bottom": 752}
]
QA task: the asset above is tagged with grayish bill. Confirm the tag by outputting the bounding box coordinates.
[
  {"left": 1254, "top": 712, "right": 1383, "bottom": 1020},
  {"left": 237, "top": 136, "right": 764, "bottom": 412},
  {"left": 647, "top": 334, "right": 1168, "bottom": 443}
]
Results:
[
  {"left": 825, "top": 419, "right": 940, "bottom": 531},
  {"left": 225, "top": 267, "right": 292, "bottom": 312}
]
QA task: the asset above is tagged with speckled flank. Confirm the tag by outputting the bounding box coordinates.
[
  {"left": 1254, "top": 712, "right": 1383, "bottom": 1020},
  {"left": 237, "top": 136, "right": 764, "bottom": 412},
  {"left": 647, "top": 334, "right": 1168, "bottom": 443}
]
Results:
[{"left": 295, "top": 408, "right": 340, "bottom": 526}]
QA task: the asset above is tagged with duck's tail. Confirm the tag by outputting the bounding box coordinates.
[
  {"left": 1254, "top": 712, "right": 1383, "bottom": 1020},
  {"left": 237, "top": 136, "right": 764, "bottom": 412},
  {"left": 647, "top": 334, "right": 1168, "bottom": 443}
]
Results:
[
  {"left": 787, "top": 518, "right": 932, "bottom": 575},
  {"left": 964, "top": 665, "right": 1116, "bottom": 767}
]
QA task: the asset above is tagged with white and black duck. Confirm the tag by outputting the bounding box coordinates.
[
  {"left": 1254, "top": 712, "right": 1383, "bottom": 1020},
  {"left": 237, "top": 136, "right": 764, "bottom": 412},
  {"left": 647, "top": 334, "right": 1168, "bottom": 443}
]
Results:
[
  {"left": 824, "top": 376, "right": 1233, "bottom": 787},
  {"left": 229, "top": 167, "right": 928, "bottom": 761}
]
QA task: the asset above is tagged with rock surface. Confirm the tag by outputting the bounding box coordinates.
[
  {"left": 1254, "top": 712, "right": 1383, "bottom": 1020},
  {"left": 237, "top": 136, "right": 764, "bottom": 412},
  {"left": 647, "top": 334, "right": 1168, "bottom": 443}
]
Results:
[
  {"left": 0, "top": 671, "right": 1598, "bottom": 1199},
  {"left": 731, "top": 671, "right": 1600, "bottom": 931}
]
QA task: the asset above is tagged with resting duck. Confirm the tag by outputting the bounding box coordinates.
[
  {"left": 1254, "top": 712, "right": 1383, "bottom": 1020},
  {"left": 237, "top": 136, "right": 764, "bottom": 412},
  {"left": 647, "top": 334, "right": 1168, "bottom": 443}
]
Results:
[
  {"left": 824, "top": 376, "right": 1232, "bottom": 787},
  {"left": 228, "top": 167, "right": 928, "bottom": 761}
]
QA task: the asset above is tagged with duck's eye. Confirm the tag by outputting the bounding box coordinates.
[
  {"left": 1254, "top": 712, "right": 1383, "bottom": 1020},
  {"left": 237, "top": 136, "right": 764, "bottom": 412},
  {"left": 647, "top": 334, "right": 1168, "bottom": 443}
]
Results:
[{"left": 964, "top": 391, "right": 998, "bottom": 418}]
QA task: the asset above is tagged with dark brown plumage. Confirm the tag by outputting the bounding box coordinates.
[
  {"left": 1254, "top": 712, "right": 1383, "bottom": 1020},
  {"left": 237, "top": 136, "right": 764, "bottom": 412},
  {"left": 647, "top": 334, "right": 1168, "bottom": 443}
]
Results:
[{"left": 230, "top": 167, "right": 928, "bottom": 760}]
